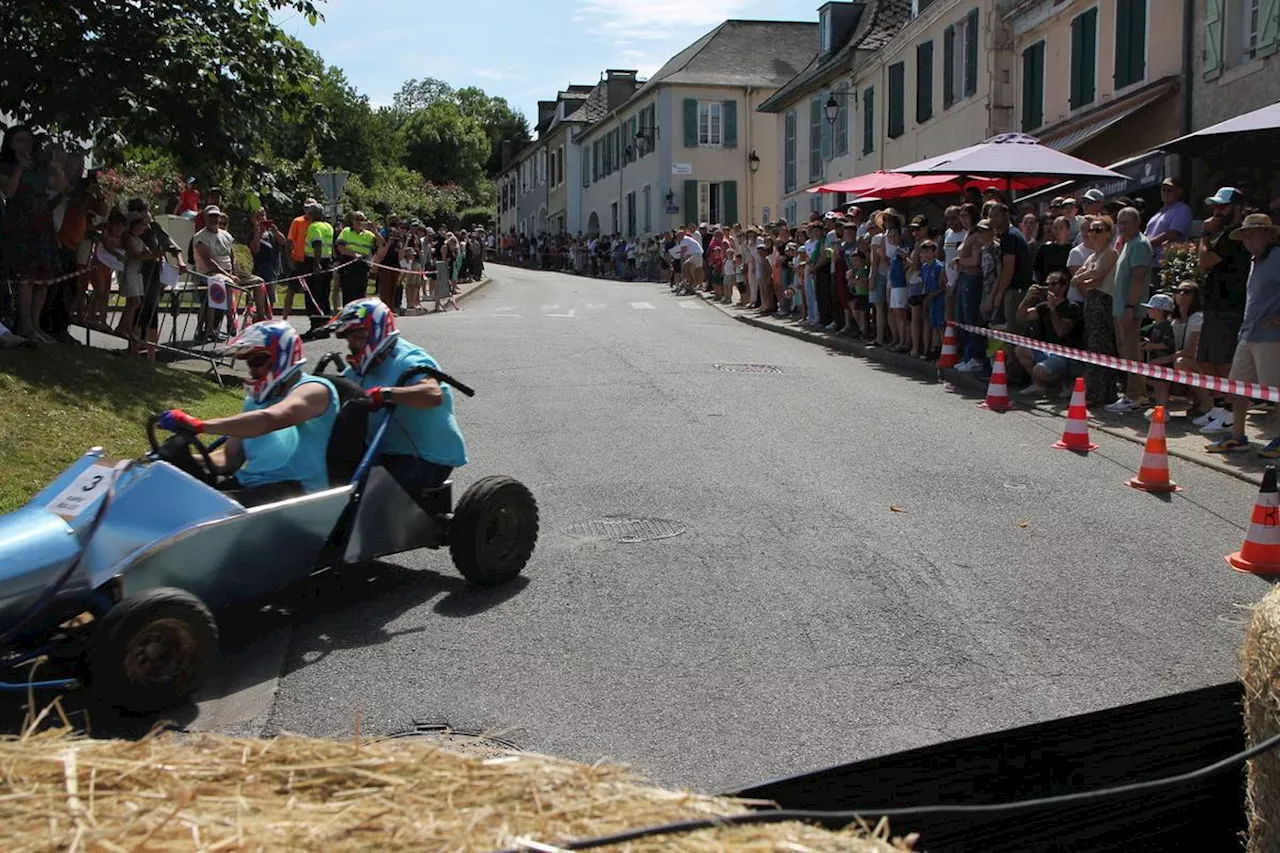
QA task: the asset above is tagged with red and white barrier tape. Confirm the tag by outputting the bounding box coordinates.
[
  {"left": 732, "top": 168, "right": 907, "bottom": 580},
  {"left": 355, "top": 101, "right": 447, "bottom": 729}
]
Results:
[
  {"left": 1, "top": 265, "right": 91, "bottom": 287},
  {"left": 950, "top": 321, "right": 1280, "bottom": 403}
]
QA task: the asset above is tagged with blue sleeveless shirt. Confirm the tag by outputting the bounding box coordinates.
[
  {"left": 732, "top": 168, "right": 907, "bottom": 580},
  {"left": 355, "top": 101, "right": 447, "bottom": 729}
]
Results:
[{"left": 236, "top": 374, "right": 339, "bottom": 493}]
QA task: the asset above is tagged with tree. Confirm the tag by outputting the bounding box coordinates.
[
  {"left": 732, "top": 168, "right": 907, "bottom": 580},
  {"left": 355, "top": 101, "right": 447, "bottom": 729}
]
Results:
[
  {"left": 399, "top": 101, "right": 490, "bottom": 194},
  {"left": 392, "top": 78, "right": 455, "bottom": 114},
  {"left": 455, "top": 87, "right": 531, "bottom": 177},
  {"left": 0, "top": 0, "right": 324, "bottom": 176}
]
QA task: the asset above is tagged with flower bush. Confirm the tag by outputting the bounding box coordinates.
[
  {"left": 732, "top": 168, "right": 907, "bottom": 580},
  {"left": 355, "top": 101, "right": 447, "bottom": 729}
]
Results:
[{"left": 1161, "top": 241, "right": 1204, "bottom": 290}]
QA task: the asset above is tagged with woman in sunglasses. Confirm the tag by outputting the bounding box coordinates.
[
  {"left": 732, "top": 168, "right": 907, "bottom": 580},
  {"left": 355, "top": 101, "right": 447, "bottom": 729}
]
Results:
[
  {"left": 1069, "top": 215, "right": 1121, "bottom": 406},
  {"left": 156, "top": 321, "right": 340, "bottom": 505}
]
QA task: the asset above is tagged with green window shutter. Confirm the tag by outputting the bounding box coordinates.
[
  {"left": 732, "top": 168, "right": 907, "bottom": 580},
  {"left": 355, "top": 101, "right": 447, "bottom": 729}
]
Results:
[
  {"left": 1204, "top": 0, "right": 1224, "bottom": 79},
  {"left": 835, "top": 83, "right": 849, "bottom": 155},
  {"left": 862, "top": 86, "right": 875, "bottom": 154},
  {"left": 809, "top": 96, "right": 823, "bottom": 181},
  {"left": 888, "top": 63, "right": 905, "bottom": 138},
  {"left": 964, "top": 8, "right": 979, "bottom": 97},
  {"left": 722, "top": 181, "right": 738, "bottom": 225},
  {"left": 1114, "top": 0, "right": 1145, "bottom": 88},
  {"left": 683, "top": 180, "right": 699, "bottom": 222},
  {"left": 1022, "top": 42, "right": 1044, "bottom": 131},
  {"left": 683, "top": 98, "right": 698, "bottom": 147},
  {"left": 582, "top": 151, "right": 589, "bottom": 187},
  {"left": 723, "top": 99, "right": 738, "bottom": 148},
  {"left": 943, "top": 26, "right": 955, "bottom": 108},
  {"left": 1070, "top": 14, "right": 1085, "bottom": 108},
  {"left": 1260, "top": 0, "right": 1279, "bottom": 57},
  {"left": 1114, "top": 0, "right": 1132, "bottom": 87},
  {"left": 784, "top": 110, "right": 797, "bottom": 193},
  {"left": 917, "top": 41, "right": 934, "bottom": 124},
  {"left": 592, "top": 141, "right": 599, "bottom": 181},
  {"left": 1082, "top": 8, "right": 1097, "bottom": 106}
]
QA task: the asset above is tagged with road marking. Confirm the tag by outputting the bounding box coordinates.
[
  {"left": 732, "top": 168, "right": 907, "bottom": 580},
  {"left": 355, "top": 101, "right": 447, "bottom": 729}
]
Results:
[
  {"left": 493, "top": 313, "right": 523, "bottom": 319},
  {"left": 630, "top": 301, "right": 656, "bottom": 310},
  {"left": 546, "top": 309, "right": 576, "bottom": 318},
  {"left": 585, "top": 303, "right": 606, "bottom": 310},
  {"left": 677, "top": 301, "right": 701, "bottom": 310},
  {"left": 494, "top": 306, "right": 515, "bottom": 312},
  {"left": 539, "top": 304, "right": 560, "bottom": 311}
]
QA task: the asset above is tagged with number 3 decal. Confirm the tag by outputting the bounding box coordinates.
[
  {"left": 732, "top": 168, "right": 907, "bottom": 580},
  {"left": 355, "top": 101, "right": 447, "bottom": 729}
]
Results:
[{"left": 81, "top": 474, "right": 103, "bottom": 492}]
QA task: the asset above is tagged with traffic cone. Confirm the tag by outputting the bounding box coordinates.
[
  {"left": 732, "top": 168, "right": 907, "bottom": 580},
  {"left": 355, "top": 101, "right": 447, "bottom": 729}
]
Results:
[
  {"left": 1053, "top": 377, "right": 1098, "bottom": 452},
  {"left": 1126, "top": 405, "right": 1181, "bottom": 493},
  {"left": 978, "top": 350, "right": 1013, "bottom": 411},
  {"left": 938, "top": 323, "right": 959, "bottom": 368},
  {"left": 1227, "top": 467, "right": 1280, "bottom": 575}
]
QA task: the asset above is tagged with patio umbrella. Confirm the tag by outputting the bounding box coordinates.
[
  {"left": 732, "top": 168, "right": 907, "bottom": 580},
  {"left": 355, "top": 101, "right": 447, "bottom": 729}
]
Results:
[
  {"left": 890, "top": 132, "right": 1127, "bottom": 181},
  {"left": 1161, "top": 100, "right": 1280, "bottom": 154},
  {"left": 811, "top": 170, "right": 1050, "bottom": 198}
]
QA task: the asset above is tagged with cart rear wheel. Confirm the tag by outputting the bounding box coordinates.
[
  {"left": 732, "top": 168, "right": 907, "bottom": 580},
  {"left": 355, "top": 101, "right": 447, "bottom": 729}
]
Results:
[
  {"left": 449, "top": 476, "right": 538, "bottom": 586},
  {"left": 89, "top": 588, "right": 218, "bottom": 714}
]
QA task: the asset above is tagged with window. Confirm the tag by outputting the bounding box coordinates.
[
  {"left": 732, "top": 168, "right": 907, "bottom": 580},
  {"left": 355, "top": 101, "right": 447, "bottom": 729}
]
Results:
[
  {"left": 1021, "top": 40, "right": 1045, "bottom": 132},
  {"left": 626, "top": 191, "right": 636, "bottom": 237},
  {"left": 642, "top": 185, "right": 652, "bottom": 233},
  {"left": 916, "top": 41, "right": 934, "bottom": 124},
  {"left": 1114, "top": 0, "right": 1147, "bottom": 89},
  {"left": 943, "top": 9, "right": 979, "bottom": 107},
  {"left": 698, "top": 182, "right": 721, "bottom": 225},
  {"left": 1220, "top": 0, "right": 1263, "bottom": 68},
  {"left": 820, "top": 7, "right": 832, "bottom": 53},
  {"left": 834, "top": 83, "right": 849, "bottom": 155},
  {"left": 810, "top": 193, "right": 823, "bottom": 214},
  {"left": 862, "top": 86, "right": 875, "bottom": 154},
  {"left": 808, "top": 96, "right": 823, "bottom": 181},
  {"left": 1070, "top": 7, "right": 1098, "bottom": 109},
  {"left": 888, "top": 62, "right": 905, "bottom": 138},
  {"left": 611, "top": 201, "right": 619, "bottom": 234},
  {"left": 582, "top": 150, "right": 590, "bottom": 187},
  {"left": 592, "top": 141, "right": 599, "bottom": 182},
  {"left": 698, "top": 101, "right": 723, "bottom": 146},
  {"left": 785, "top": 201, "right": 797, "bottom": 226},
  {"left": 911, "top": 0, "right": 938, "bottom": 16},
  {"left": 784, "top": 109, "right": 797, "bottom": 193}
]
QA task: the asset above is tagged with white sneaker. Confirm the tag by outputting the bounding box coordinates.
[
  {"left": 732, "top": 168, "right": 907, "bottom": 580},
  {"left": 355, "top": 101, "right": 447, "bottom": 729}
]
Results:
[
  {"left": 1193, "top": 406, "right": 1224, "bottom": 427},
  {"left": 1104, "top": 396, "right": 1139, "bottom": 413},
  {"left": 1200, "top": 414, "right": 1235, "bottom": 434},
  {"left": 954, "top": 359, "right": 982, "bottom": 373}
]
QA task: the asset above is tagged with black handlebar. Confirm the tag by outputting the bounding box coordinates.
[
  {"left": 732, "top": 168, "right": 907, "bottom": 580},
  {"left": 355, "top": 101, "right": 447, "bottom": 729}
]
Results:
[
  {"left": 396, "top": 365, "right": 475, "bottom": 397},
  {"left": 315, "top": 352, "right": 346, "bottom": 375}
]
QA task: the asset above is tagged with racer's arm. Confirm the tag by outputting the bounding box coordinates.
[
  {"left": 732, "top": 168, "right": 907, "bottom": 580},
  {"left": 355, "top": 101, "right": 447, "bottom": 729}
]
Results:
[
  {"left": 195, "top": 383, "right": 332, "bottom": 438},
  {"left": 373, "top": 377, "right": 444, "bottom": 410}
]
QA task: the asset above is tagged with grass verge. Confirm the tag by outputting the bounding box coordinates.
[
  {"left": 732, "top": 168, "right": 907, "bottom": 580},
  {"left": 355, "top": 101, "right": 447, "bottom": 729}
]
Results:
[{"left": 0, "top": 346, "right": 244, "bottom": 513}]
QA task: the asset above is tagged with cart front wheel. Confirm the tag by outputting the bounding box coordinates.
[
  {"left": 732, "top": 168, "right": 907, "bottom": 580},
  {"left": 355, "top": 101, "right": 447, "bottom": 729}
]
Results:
[
  {"left": 449, "top": 476, "right": 539, "bottom": 586},
  {"left": 89, "top": 587, "right": 218, "bottom": 714}
]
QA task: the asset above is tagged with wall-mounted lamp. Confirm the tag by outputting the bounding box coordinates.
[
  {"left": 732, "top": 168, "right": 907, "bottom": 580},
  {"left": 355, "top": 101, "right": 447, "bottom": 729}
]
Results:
[
  {"left": 824, "top": 87, "right": 856, "bottom": 126},
  {"left": 664, "top": 189, "right": 676, "bottom": 205},
  {"left": 748, "top": 150, "right": 761, "bottom": 173}
]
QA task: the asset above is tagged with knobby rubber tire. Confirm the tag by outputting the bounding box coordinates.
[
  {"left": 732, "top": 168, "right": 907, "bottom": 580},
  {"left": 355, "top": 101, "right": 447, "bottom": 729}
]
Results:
[
  {"left": 88, "top": 587, "right": 219, "bottom": 715},
  {"left": 449, "top": 476, "right": 539, "bottom": 586}
]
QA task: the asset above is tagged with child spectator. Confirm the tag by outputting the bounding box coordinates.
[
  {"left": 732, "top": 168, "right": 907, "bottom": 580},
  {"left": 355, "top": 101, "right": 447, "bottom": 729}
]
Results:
[
  {"left": 918, "top": 240, "right": 946, "bottom": 359},
  {"left": 886, "top": 226, "right": 909, "bottom": 350},
  {"left": 115, "top": 212, "right": 157, "bottom": 348},
  {"left": 785, "top": 242, "right": 802, "bottom": 317},
  {"left": 847, "top": 249, "right": 870, "bottom": 340},
  {"left": 1172, "top": 280, "right": 1209, "bottom": 417},
  {"left": 1140, "top": 292, "right": 1178, "bottom": 418},
  {"left": 720, "top": 250, "right": 736, "bottom": 304},
  {"left": 906, "top": 239, "right": 929, "bottom": 357}
]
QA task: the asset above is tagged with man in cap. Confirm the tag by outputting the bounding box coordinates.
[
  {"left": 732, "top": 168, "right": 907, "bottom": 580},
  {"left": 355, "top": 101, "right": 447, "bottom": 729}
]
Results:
[
  {"left": 1205, "top": 214, "right": 1280, "bottom": 455},
  {"left": 1195, "top": 187, "right": 1253, "bottom": 434},
  {"left": 1105, "top": 206, "right": 1155, "bottom": 412},
  {"left": 1145, "top": 177, "right": 1194, "bottom": 274},
  {"left": 300, "top": 202, "right": 334, "bottom": 326},
  {"left": 1081, "top": 188, "right": 1106, "bottom": 217},
  {"left": 191, "top": 203, "right": 239, "bottom": 342},
  {"left": 1060, "top": 197, "right": 1082, "bottom": 245},
  {"left": 193, "top": 187, "right": 223, "bottom": 232}
]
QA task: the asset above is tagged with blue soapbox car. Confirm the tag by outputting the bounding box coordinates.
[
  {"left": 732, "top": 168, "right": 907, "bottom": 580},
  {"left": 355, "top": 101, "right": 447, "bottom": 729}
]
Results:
[{"left": 0, "top": 355, "right": 538, "bottom": 714}]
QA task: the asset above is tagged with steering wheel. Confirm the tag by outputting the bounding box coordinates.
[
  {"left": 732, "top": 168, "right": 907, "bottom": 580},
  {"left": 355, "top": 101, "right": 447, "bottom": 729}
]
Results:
[{"left": 146, "top": 414, "right": 234, "bottom": 486}]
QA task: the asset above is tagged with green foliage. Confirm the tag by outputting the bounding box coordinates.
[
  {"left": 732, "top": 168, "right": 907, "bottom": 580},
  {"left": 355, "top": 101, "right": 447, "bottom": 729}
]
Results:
[
  {"left": 459, "top": 206, "right": 498, "bottom": 229},
  {"left": 391, "top": 78, "right": 530, "bottom": 182},
  {"left": 339, "top": 168, "right": 477, "bottom": 226},
  {"left": 0, "top": 0, "right": 326, "bottom": 176},
  {"left": 1161, "top": 242, "right": 1205, "bottom": 290}
]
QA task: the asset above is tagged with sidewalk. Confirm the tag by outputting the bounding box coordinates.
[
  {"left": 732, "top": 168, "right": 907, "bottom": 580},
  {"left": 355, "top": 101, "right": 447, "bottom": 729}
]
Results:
[{"left": 696, "top": 291, "right": 1276, "bottom": 487}]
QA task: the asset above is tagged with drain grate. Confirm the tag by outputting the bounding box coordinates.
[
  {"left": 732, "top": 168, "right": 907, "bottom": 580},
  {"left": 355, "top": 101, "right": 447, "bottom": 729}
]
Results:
[
  {"left": 564, "top": 517, "right": 687, "bottom": 543},
  {"left": 388, "top": 724, "right": 521, "bottom": 756},
  {"left": 714, "top": 363, "right": 784, "bottom": 374}
]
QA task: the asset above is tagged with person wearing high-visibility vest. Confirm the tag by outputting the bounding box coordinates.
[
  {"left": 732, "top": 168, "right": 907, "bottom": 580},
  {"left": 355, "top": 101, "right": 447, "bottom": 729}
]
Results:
[
  {"left": 335, "top": 211, "right": 380, "bottom": 306},
  {"left": 302, "top": 203, "right": 334, "bottom": 326}
]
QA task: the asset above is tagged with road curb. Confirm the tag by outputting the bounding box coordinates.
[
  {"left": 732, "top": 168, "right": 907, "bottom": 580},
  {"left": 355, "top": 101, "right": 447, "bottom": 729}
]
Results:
[
  {"left": 696, "top": 292, "right": 1265, "bottom": 487},
  {"left": 457, "top": 276, "right": 493, "bottom": 303}
]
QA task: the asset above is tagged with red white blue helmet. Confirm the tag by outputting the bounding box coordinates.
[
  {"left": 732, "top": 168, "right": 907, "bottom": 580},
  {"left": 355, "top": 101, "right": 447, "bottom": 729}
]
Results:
[
  {"left": 222, "top": 320, "right": 306, "bottom": 403},
  {"left": 323, "top": 297, "right": 399, "bottom": 377}
]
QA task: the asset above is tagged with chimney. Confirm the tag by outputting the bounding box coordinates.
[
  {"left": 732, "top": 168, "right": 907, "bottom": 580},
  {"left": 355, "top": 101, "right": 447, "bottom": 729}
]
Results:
[
  {"left": 605, "top": 69, "right": 639, "bottom": 110},
  {"left": 537, "top": 100, "right": 557, "bottom": 132}
]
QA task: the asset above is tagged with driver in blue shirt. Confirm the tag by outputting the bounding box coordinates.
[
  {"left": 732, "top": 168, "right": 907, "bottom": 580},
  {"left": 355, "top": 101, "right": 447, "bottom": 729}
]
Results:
[
  {"left": 157, "top": 320, "right": 340, "bottom": 505},
  {"left": 324, "top": 298, "right": 468, "bottom": 501}
]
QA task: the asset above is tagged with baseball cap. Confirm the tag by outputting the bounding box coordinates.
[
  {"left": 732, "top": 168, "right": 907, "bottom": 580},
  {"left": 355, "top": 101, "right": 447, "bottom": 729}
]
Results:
[
  {"left": 203, "top": 205, "right": 223, "bottom": 218},
  {"left": 974, "top": 219, "right": 993, "bottom": 232},
  {"left": 1050, "top": 196, "right": 1065, "bottom": 207},
  {"left": 1140, "top": 293, "right": 1176, "bottom": 312},
  {"left": 1161, "top": 176, "right": 1182, "bottom": 189},
  {"left": 755, "top": 236, "right": 766, "bottom": 248},
  {"left": 910, "top": 215, "right": 928, "bottom": 229},
  {"left": 1082, "top": 188, "right": 1106, "bottom": 203},
  {"left": 1206, "top": 186, "right": 1243, "bottom": 206},
  {"left": 1061, "top": 197, "right": 1078, "bottom": 208}
]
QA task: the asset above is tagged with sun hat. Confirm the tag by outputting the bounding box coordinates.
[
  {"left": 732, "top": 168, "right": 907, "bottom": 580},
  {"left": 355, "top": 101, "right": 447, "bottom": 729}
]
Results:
[
  {"left": 1140, "top": 293, "right": 1176, "bottom": 313},
  {"left": 1230, "top": 213, "right": 1280, "bottom": 240}
]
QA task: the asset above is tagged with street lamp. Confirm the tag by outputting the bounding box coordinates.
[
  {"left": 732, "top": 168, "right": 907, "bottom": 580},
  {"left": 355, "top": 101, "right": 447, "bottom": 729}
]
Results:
[
  {"left": 824, "top": 94, "right": 840, "bottom": 126},
  {"left": 748, "top": 150, "right": 761, "bottom": 173}
]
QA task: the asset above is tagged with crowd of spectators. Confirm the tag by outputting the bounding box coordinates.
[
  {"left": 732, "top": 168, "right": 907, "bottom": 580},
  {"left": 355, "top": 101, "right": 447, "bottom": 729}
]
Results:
[
  {"left": 0, "top": 124, "right": 489, "bottom": 356},
  {"left": 493, "top": 177, "right": 1280, "bottom": 458}
]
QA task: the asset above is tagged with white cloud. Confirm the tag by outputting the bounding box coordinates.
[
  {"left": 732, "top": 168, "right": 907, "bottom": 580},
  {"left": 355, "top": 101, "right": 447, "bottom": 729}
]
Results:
[
  {"left": 575, "top": 0, "right": 753, "bottom": 42},
  {"left": 474, "top": 67, "right": 508, "bottom": 80}
]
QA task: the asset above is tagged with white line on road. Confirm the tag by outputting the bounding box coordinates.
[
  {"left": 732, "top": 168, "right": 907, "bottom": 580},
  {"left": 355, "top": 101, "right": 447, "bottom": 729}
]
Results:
[
  {"left": 494, "top": 306, "right": 515, "bottom": 312},
  {"left": 630, "top": 301, "right": 656, "bottom": 310},
  {"left": 677, "top": 301, "right": 701, "bottom": 310},
  {"left": 546, "top": 309, "right": 576, "bottom": 318},
  {"left": 539, "top": 304, "right": 560, "bottom": 312},
  {"left": 493, "top": 313, "right": 523, "bottom": 319}
]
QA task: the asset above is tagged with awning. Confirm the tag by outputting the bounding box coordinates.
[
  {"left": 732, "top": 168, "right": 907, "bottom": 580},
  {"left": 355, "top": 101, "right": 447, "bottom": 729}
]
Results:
[
  {"left": 1038, "top": 78, "right": 1179, "bottom": 153},
  {"left": 1162, "top": 99, "right": 1280, "bottom": 153}
]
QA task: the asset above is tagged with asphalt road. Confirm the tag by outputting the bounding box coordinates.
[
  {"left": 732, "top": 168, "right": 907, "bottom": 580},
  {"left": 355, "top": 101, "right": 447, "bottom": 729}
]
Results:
[{"left": 208, "top": 262, "right": 1264, "bottom": 794}]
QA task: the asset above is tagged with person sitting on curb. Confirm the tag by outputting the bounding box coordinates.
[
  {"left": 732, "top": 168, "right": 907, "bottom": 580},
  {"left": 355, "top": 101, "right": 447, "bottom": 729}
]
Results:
[
  {"left": 1206, "top": 213, "right": 1280, "bottom": 457},
  {"left": 1012, "top": 271, "right": 1083, "bottom": 398}
]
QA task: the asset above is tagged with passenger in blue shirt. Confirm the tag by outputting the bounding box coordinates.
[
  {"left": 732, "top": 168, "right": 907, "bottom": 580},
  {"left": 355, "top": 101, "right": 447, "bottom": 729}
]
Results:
[
  {"left": 326, "top": 298, "right": 468, "bottom": 502},
  {"left": 157, "top": 321, "right": 339, "bottom": 506},
  {"left": 916, "top": 241, "right": 947, "bottom": 358}
]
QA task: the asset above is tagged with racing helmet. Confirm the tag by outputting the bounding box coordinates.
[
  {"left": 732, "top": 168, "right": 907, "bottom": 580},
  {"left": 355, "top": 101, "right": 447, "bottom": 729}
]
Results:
[
  {"left": 323, "top": 297, "right": 399, "bottom": 377},
  {"left": 222, "top": 320, "right": 306, "bottom": 404}
]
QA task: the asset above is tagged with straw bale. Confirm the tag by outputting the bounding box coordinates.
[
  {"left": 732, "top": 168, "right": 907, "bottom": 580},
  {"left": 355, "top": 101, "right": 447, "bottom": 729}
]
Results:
[
  {"left": 0, "top": 726, "right": 916, "bottom": 852},
  {"left": 1245, "top": 585, "right": 1280, "bottom": 853}
]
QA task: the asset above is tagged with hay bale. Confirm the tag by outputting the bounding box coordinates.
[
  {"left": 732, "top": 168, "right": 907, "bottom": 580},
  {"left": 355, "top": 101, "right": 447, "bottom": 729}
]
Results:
[
  {"left": 1244, "top": 585, "right": 1280, "bottom": 852},
  {"left": 0, "top": 726, "right": 917, "bottom": 852}
]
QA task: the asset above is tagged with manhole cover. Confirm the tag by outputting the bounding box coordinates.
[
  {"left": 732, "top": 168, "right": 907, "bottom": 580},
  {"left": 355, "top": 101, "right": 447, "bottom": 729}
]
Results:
[
  {"left": 563, "top": 517, "right": 687, "bottom": 543},
  {"left": 714, "top": 363, "right": 784, "bottom": 374},
  {"left": 387, "top": 725, "right": 521, "bottom": 757}
]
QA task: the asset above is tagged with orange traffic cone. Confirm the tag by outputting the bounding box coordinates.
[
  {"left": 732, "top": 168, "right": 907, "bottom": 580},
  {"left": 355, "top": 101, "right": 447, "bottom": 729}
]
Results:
[
  {"left": 938, "top": 323, "right": 959, "bottom": 368},
  {"left": 1127, "top": 405, "right": 1181, "bottom": 493},
  {"left": 978, "top": 350, "right": 1013, "bottom": 411},
  {"left": 1227, "top": 467, "right": 1280, "bottom": 574},
  {"left": 1053, "top": 377, "right": 1098, "bottom": 452}
]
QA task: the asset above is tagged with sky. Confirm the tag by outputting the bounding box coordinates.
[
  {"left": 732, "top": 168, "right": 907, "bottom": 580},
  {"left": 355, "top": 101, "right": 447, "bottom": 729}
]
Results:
[{"left": 279, "top": 0, "right": 823, "bottom": 129}]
